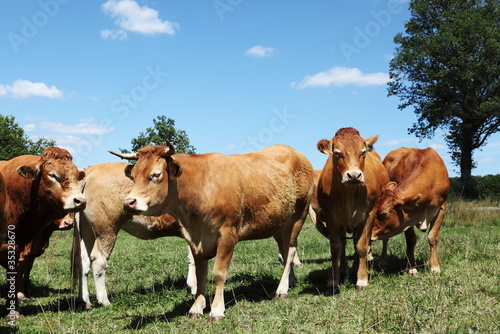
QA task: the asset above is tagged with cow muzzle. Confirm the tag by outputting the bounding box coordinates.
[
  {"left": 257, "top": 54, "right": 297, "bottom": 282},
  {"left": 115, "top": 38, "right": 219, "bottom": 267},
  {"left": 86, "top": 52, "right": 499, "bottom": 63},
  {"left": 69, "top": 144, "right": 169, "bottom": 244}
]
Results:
[
  {"left": 123, "top": 196, "right": 148, "bottom": 214},
  {"left": 342, "top": 170, "right": 364, "bottom": 184},
  {"left": 65, "top": 195, "right": 87, "bottom": 211}
]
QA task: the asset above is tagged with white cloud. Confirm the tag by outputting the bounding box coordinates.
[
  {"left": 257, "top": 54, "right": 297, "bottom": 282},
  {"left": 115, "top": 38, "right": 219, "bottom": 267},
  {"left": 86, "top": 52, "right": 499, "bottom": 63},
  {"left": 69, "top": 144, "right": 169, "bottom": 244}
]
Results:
[
  {"left": 39, "top": 121, "right": 115, "bottom": 135},
  {"left": 0, "top": 79, "right": 65, "bottom": 99},
  {"left": 101, "top": 0, "right": 179, "bottom": 38},
  {"left": 24, "top": 124, "right": 36, "bottom": 132},
  {"left": 101, "top": 28, "right": 128, "bottom": 40},
  {"left": 292, "top": 66, "right": 391, "bottom": 89},
  {"left": 476, "top": 157, "right": 495, "bottom": 164},
  {"left": 245, "top": 45, "right": 279, "bottom": 58}
]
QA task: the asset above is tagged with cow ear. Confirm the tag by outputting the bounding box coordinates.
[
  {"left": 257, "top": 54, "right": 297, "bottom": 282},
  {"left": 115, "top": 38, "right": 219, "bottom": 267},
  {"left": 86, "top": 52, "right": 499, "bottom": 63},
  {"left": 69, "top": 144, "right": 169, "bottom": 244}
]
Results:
[
  {"left": 167, "top": 157, "right": 182, "bottom": 178},
  {"left": 365, "top": 135, "right": 379, "bottom": 151},
  {"left": 402, "top": 194, "right": 422, "bottom": 209},
  {"left": 317, "top": 139, "right": 332, "bottom": 155},
  {"left": 385, "top": 181, "right": 398, "bottom": 191},
  {"left": 124, "top": 164, "right": 134, "bottom": 180},
  {"left": 77, "top": 170, "right": 86, "bottom": 181},
  {"left": 17, "top": 165, "right": 39, "bottom": 179}
]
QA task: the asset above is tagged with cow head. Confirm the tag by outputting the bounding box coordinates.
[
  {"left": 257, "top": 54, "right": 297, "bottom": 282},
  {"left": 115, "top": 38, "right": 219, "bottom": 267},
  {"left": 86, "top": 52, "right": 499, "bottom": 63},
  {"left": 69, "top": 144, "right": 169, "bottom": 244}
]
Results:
[
  {"left": 372, "top": 181, "right": 421, "bottom": 239},
  {"left": 317, "top": 127, "right": 378, "bottom": 186},
  {"left": 108, "top": 141, "right": 182, "bottom": 216},
  {"left": 16, "top": 147, "right": 86, "bottom": 213},
  {"left": 53, "top": 213, "right": 74, "bottom": 231}
]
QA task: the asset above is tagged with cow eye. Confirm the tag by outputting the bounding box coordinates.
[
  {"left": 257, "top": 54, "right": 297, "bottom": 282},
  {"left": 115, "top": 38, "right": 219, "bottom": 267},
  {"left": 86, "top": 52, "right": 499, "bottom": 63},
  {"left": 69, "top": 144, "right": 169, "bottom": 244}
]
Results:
[
  {"left": 48, "top": 172, "right": 61, "bottom": 182},
  {"left": 334, "top": 150, "right": 342, "bottom": 159},
  {"left": 360, "top": 149, "right": 367, "bottom": 157},
  {"left": 149, "top": 172, "right": 161, "bottom": 180}
]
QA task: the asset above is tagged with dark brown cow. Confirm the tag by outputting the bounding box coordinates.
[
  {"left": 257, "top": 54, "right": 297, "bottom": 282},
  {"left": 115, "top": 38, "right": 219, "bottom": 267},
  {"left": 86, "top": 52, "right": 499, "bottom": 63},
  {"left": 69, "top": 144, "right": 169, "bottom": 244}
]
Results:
[
  {"left": 71, "top": 162, "right": 195, "bottom": 310},
  {"left": 16, "top": 214, "right": 74, "bottom": 301},
  {"left": 0, "top": 147, "right": 86, "bottom": 317},
  {"left": 316, "top": 127, "right": 389, "bottom": 293},
  {"left": 372, "top": 147, "right": 450, "bottom": 274},
  {"left": 109, "top": 143, "right": 313, "bottom": 321}
]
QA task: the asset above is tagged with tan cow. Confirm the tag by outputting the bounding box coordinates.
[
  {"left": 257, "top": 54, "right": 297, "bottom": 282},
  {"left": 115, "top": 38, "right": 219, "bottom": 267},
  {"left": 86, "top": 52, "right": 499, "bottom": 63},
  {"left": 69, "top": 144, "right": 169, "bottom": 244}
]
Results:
[
  {"left": 71, "top": 162, "right": 195, "bottom": 310},
  {"left": 316, "top": 127, "right": 389, "bottom": 293},
  {"left": 372, "top": 147, "right": 450, "bottom": 275},
  {"left": 109, "top": 143, "right": 313, "bottom": 321},
  {"left": 0, "top": 147, "right": 86, "bottom": 317}
]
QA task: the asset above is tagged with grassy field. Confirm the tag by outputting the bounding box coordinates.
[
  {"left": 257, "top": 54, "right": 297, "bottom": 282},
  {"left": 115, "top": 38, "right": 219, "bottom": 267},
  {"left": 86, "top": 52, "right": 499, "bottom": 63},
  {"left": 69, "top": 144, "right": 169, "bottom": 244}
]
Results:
[{"left": 1, "top": 198, "right": 499, "bottom": 333}]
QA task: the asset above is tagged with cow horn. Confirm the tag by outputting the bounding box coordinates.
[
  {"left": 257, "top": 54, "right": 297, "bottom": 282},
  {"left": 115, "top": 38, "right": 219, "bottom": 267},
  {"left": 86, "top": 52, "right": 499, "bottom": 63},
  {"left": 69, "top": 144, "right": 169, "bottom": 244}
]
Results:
[
  {"left": 108, "top": 150, "right": 138, "bottom": 160},
  {"left": 163, "top": 140, "right": 176, "bottom": 157}
]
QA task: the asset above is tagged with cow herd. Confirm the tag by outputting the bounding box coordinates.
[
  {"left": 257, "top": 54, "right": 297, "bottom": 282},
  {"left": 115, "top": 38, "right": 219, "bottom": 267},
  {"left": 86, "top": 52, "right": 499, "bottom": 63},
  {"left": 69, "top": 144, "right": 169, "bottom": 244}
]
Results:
[{"left": 0, "top": 127, "right": 450, "bottom": 321}]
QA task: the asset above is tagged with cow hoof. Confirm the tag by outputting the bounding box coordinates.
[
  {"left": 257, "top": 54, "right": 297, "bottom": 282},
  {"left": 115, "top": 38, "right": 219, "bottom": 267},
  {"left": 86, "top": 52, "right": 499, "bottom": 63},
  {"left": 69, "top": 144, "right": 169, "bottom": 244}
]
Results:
[
  {"left": 355, "top": 285, "right": 366, "bottom": 291},
  {"left": 188, "top": 312, "right": 202, "bottom": 319},
  {"left": 6, "top": 311, "right": 22, "bottom": 322},
  {"left": 408, "top": 268, "right": 418, "bottom": 276},
  {"left": 209, "top": 316, "right": 225, "bottom": 322},
  {"left": 274, "top": 293, "right": 288, "bottom": 300}
]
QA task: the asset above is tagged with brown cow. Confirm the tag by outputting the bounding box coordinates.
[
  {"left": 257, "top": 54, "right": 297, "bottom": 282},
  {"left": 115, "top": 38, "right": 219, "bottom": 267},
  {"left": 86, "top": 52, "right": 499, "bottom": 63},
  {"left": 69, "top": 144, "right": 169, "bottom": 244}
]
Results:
[
  {"left": 316, "top": 127, "right": 389, "bottom": 293},
  {"left": 372, "top": 147, "right": 450, "bottom": 275},
  {"left": 71, "top": 162, "right": 195, "bottom": 310},
  {"left": 0, "top": 147, "right": 86, "bottom": 317},
  {"left": 16, "top": 214, "right": 74, "bottom": 301},
  {"left": 109, "top": 143, "right": 313, "bottom": 321}
]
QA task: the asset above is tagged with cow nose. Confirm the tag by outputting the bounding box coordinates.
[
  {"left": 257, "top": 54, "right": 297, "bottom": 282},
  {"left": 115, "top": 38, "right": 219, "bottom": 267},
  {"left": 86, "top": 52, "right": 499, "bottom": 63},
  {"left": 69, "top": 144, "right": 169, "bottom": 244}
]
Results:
[
  {"left": 73, "top": 196, "right": 87, "bottom": 210},
  {"left": 64, "top": 219, "right": 73, "bottom": 228},
  {"left": 124, "top": 197, "right": 137, "bottom": 210},
  {"left": 345, "top": 170, "right": 364, "bottom": 183}
]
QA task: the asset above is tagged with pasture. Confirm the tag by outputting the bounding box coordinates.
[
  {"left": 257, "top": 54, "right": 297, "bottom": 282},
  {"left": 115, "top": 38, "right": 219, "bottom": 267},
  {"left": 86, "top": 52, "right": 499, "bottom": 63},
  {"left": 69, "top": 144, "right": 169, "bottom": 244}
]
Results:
[{"left": 1, "top": 198, "right": 499, "bottom": 333}]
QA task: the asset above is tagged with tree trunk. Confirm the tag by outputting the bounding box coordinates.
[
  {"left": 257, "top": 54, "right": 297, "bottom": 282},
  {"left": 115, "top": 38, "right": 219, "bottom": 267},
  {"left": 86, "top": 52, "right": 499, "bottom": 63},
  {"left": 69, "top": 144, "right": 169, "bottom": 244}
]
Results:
[{"left": 459, "top": 142, "right": 477, "bottom": 199}]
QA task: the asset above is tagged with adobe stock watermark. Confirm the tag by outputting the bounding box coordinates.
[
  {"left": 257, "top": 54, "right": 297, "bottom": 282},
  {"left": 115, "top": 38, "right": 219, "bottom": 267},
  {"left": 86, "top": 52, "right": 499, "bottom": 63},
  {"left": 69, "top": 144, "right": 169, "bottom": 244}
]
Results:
[
  {"left": 237, "top": 108, "right": 295, "bottom": 153},
  {"left": 7, "top": 0, "right": 72, "bottom": 54},
  {"left": 70, "top": 65, "right": 168, "bottom": 166},
  {"left": 339, "top": 0, "right": 405, "bottom": 63},
  {"left": 6, "top": 225, "right": 17, "bottom": 326},
  {"left": 213, "top": 0, "right": 243, "bottom": 21}
]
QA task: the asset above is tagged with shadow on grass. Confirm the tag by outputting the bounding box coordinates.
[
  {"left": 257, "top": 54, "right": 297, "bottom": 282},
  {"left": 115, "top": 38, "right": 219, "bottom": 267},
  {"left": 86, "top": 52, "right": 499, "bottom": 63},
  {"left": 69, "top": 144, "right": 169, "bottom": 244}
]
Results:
[
  {"left": 125, "top": 273, "right": 279, "bottom": 330},
  {"left": 299, "top": 254, "right": 426, "bottom": 296}
]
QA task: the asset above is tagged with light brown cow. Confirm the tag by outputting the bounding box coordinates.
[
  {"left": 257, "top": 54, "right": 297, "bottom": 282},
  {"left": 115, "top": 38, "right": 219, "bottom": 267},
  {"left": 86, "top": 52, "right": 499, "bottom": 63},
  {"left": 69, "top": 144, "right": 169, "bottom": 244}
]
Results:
[
  {"left": 316, "top": 127, "right": 389, "bottom": 293},
  {"left": 109, "top": 143, "right": 313, "bottom": 321},
  {"left": 0, "top": 147, "right": 86, "bottom": 317},
  {"left": 372, "top": 147, "right": 450, "bottom": 275},
  {"left": 71, "top": 162, "right": 195, "bottom": 310}
]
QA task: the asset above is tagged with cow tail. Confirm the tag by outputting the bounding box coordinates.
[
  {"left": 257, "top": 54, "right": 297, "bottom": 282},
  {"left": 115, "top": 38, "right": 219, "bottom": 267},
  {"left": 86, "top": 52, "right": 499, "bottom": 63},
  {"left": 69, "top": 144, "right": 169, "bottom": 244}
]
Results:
[
  {"left": 309, "top": 205, "right": 329, "bottom": 238},
  {"left": 70, "top": 211, "right": 82, "bottom": 290}
]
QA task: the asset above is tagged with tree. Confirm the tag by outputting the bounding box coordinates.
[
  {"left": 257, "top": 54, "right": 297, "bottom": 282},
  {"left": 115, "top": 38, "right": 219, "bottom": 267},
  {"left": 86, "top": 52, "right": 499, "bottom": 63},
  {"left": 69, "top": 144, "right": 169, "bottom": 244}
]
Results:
[
  {"left": 388, "top": 0, "right": 500, "bottom": 198},
  {"left": 0, "top": 114, "right": 56, "bottom": 160},
  {"left": 120, "top": 115, "right": 196, "bottom": 154}
]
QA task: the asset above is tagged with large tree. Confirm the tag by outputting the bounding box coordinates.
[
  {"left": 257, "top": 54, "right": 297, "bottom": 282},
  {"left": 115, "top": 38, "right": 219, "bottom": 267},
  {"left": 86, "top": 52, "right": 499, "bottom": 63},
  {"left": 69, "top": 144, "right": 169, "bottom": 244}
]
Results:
[
  {"left": 121, "top": 115, "right": 196, "bottom": 154},
  {"left": 388, "top": 0, "right": 500, "bottom": 198},
  {"left": 0, "top": 114, "right": 56, "bottom": 160}
]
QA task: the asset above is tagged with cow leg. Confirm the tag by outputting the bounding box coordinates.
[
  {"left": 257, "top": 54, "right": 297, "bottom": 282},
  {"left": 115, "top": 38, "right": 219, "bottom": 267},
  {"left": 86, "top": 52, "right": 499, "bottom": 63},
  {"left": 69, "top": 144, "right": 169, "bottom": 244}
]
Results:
[
  {"left": 186, "top": 246, "right": 197, "bottom": 295},
  {"left": 428, "top": 204, "right": 446, "bottom": 274},
  {"left": 90, "top": 242, "right": 112, "bottom": 307},
  {"left": 404, "top": 227, "right": 418, "bottom": 275},
  {"left": 17, "top": 257, "right": 35, "bottom": 301},
  {"left": 75, "top": 236, "right": 92, "bottom": 310},
  {"left": 209, "top": 234, "right": 237, "bottom": 321},
  {"left": 188, "top": 256, "right": 208, "bottom": 319},
  {"left": 328, "top": 224, "right": 343, "bottom": 294},
  {"left": 379, "top": 239, "right": 389, "bottom": 267},
  {"left": 354, "top": 220, "right": 373, "bottom": 291}
]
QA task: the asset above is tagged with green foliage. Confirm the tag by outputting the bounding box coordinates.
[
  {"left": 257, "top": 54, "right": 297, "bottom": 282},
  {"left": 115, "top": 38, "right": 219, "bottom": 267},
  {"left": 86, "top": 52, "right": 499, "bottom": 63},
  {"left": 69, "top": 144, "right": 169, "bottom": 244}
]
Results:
[
  {"left": 120, "top": 115, "right": 196, "bottom": 154},
  {"left": 2, "top": 203, "right": 499, "bottom": 333},
  {"left": 388, "top": 0, "right": 500, "bottom": 197},
  {"left": 450, "top": 174, "right": 500, "bottom": 200},
  {"left": 0, "top": 114, "right": 56, "bottom": 160}
]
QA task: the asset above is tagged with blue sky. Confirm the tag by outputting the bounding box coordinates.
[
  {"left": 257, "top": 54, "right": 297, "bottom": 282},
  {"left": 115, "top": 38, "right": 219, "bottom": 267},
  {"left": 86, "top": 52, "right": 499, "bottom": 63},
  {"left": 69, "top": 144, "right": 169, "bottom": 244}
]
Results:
[{"left": 1, "top": 0, "right": 499, "bottom": 177}]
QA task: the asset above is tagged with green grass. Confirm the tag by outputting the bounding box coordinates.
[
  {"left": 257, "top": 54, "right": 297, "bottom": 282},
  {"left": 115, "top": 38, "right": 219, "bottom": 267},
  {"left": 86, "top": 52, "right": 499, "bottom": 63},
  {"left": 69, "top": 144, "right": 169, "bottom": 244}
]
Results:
[{"left": 1, "top": 199, "right": 499, "bottom": 333}]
